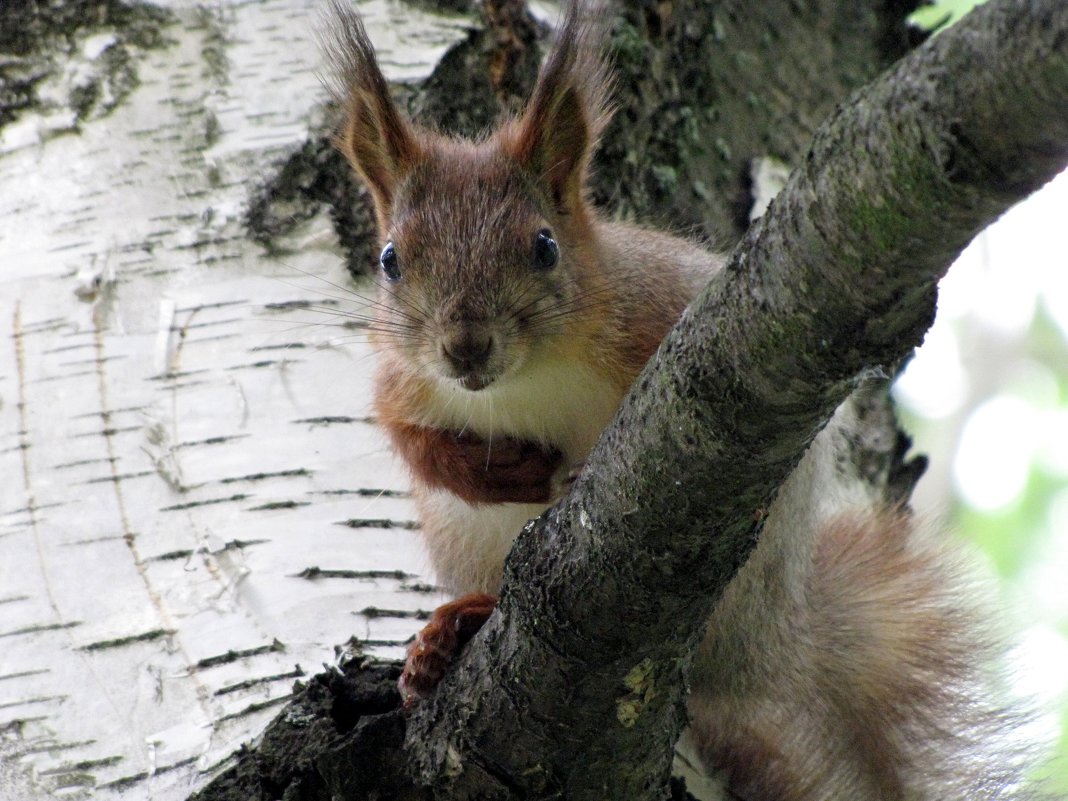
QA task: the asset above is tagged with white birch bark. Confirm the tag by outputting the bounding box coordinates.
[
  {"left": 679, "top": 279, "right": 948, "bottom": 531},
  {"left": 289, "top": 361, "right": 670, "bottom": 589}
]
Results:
[{"left": 0, "top": 2, "right": 465, "bottom": 797}]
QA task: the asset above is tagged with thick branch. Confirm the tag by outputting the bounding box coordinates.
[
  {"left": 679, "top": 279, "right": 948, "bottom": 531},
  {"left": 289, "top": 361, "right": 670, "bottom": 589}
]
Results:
[{"left": 388, "top": 0, "right": 1068, "bottom": 798}]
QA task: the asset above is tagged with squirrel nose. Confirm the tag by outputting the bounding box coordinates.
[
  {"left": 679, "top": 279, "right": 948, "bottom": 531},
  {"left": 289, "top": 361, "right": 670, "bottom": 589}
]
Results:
[{"left": 442, "top": 331, "right": 493, "bottom": 372}]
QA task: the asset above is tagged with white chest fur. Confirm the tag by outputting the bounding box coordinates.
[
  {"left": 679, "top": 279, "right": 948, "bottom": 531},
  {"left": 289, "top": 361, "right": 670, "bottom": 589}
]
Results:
[
  {"left": 411, "top": 352, "right": 626, "bottom": 595},
  {"left": 418, "top": 350, "right": 624, "bottom": 465}
]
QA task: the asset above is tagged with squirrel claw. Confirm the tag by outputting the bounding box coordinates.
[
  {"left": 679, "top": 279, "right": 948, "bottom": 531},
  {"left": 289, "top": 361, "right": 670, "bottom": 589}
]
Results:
[{"left": 399, "top": 592, "right": 498, "bottom": 708}]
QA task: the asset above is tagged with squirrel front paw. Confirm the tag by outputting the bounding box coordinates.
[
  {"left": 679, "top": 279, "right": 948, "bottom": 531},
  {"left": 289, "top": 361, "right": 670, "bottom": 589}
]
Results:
[
  {"left": 399, "top": 592, "right": 498, "bottom": 708},
  {"left": 389, "top": 422, "right": 564, "bottom": 505},
  {"left": 447, "top": 432, "right": 564, "bottom": 504}
]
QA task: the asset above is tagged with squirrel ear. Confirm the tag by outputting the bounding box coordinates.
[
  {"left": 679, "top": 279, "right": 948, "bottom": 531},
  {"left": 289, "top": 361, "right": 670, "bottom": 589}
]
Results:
[
  {"left": 506, "top": 6, "right": 613, "bottom": 214},
  {"left": 321, "top": 0, "right": 422, "bottom": 227}
]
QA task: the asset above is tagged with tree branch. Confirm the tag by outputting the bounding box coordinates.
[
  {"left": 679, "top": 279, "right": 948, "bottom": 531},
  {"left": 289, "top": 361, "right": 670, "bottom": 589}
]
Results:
[{"left": 392, "top": 0, "right": 1068, "bottom": 797}]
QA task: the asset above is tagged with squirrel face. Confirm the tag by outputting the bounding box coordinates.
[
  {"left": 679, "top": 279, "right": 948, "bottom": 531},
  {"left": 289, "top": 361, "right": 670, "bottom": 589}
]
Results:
[
  {"left": 371, "top": 142, "right": 581, "bottom": 392},
  {"left": 325, "top": 5, "right": 612, "bottom": 391}
]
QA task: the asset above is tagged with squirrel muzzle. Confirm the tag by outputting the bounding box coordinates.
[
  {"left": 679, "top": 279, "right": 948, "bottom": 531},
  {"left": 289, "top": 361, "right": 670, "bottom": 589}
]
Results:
[{"left": 439, "top": 323, "right": 498, "bottom": 391}]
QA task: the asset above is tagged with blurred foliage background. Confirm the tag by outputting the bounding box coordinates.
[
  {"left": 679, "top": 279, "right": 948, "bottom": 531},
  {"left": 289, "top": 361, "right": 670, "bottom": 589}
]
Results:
[
  {"left": 892, "top": 143, "right": 1068, "bottom": 794},
  {"left": 897, "top": 3, "right": 1068, "bottom": 791},
  {"left": 860, "top": 0, "right": 1068, "bottom": 787}
]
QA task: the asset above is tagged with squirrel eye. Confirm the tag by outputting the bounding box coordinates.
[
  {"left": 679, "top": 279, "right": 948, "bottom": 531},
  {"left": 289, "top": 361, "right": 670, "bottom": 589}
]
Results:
[
  {"left": 379, "top": 241, "right": 401, "bottom": 282},
  {"left": 532, "top": 229, "right": 559, "bottom": 271}
]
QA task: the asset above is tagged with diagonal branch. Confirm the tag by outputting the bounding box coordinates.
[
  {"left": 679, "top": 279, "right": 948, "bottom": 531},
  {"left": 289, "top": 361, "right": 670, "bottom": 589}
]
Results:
[{"left": 330, "top": 0, "right": 1068, "bottom": 798}]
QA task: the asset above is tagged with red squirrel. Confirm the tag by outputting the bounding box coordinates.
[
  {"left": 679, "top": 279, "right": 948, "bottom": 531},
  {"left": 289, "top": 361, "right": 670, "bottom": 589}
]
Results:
[{"left": 323, "top": 3, "right": 1040, "bottom": 799}]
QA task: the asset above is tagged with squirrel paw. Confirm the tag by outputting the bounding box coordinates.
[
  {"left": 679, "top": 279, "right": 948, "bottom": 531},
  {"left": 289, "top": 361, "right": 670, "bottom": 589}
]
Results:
[
  {"left": 451, "top": 431, "right": 564, "bottom": 504},
  {"left": 399, "top": 592, "right": 498, "bottom": 708}
]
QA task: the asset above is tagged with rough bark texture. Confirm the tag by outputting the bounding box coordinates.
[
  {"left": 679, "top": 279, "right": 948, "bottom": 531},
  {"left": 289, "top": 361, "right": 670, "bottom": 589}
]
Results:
[
  {"left": 188, "top": 650, "right": 404, "bottom": 801},
  {"left": 591, "top": 0, "right": 924, "bottom": 239},
  {"left": 188, "top": 0, "right": 1068, "bottom": 799}
]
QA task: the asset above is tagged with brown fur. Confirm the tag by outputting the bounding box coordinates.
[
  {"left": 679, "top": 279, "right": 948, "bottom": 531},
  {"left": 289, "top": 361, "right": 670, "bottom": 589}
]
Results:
[
  {"left": 690, "top": 508, "right": 1032, "bottom": 800},
  {"left": 499, "top": 7, "right": 613, "bottom": 214},
  {"left": 399, "top": 592, "right": 497, "bottom": 706},
  {"left": 384, "top": 419, "right": 563, "bottom": 505},
  {"left": 320, "top": 0, "right": 422, "bottom": 227},
  {"left": 323, "top": 4, "right": 1041, "bottom": 799}
]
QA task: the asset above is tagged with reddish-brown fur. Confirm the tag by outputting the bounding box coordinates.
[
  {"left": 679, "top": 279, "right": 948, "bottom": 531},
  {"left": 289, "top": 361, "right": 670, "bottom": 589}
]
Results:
[
  {"left": 386, "top": 420, "right": 563, "bottom": 505},
  {"left": 398, "top": 592, "right": 497, "bottom": 706},
  {"left": 323, "top": 3, "right": 1041, "bottom": 798}
]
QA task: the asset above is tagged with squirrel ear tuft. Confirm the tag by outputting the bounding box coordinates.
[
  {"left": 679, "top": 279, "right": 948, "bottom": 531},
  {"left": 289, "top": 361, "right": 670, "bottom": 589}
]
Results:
[
  {"left": 506, "top": 4, "right": 614, "bottom": 213},
  {"left": 320, "top": 0, "right": 422, "bottom": 228}
]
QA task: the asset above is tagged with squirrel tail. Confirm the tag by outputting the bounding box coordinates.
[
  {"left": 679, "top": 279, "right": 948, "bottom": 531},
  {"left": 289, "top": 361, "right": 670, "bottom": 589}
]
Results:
[{"left": 685, "top": 507, "right": 1038, "bottom": 801}]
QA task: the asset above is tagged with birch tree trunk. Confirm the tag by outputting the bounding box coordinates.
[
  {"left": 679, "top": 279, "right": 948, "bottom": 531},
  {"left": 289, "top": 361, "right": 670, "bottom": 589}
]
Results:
[
  {"left": 1, "top": 1, "right": 1065, "bottom": 801},
  {"left": 1, "top": 2, "right": 467, "bottom": 798}
]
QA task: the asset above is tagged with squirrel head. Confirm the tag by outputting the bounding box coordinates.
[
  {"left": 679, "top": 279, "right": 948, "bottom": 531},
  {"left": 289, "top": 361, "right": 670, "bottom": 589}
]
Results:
[{"left": 323, "top": 1, "right": 614, "bottom": 392}]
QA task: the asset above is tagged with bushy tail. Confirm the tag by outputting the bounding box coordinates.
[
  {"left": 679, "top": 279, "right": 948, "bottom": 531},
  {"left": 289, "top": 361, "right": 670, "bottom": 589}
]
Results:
[{"left": 685, "top": 508, "right": 1038, "bottom": 801}]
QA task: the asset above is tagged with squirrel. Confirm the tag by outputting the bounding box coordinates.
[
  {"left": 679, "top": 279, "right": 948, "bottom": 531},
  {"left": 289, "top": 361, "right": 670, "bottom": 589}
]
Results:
[{"left": 323, "top": 3, "right": 1040, "bottom": 799}]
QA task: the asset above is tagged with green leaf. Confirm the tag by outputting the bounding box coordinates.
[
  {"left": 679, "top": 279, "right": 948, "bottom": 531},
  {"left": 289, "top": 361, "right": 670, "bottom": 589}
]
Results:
[{"left": 908, "top": 0, "right": 989, "bottom": 34}]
